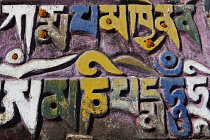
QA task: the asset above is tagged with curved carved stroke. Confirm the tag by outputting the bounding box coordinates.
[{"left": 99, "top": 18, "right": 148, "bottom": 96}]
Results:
[
  {"left": 0, "top": 54, "right": 78, "bottom": 79},
  {"left": 153, "top": 51, "right": 183, "bottom": 76},
  {"left": 113, "top": 55, "right": 159, "bottom": 78},
  {"left": 128, "top": 5, "right": 165, "bottom": 51},
  {"left": 186, "top": 77, "right": 210, "bottom": 121},
  {"left": 174, "top": 5, "right": 201, "bottom": 50},
  {"left": 184, "top": 60, "right": 210, "bottom": 75},
  {"left": 76, "top": 50, "right": 124, "bottom": 76}
]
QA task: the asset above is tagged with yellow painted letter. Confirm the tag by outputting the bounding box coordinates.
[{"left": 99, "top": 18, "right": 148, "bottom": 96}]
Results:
[
  {"left": 141, "top": 79, "right": 161, "bottom": 99},
  {"left": 99, "top": 5, "right": 128, "bottom": 40},
  {"left": 80, "top": 78, "right": 109, "bottom": 134},
  {"left": 76, "top": 50, "right": 123, "bottom": 76},
  {"left": 128, "top": 5, "right": 165, "bottom": 51},
  {"left": 155, "top": 4, "right": 180, "bottom": 49}
]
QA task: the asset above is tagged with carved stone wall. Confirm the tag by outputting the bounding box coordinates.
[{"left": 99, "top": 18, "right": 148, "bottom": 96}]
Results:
[{"left": 0, "top": 0, "right": 209, "bottom": 139}]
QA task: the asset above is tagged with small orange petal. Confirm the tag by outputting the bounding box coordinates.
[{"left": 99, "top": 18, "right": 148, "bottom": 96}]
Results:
[
  {"left": 38, "top": 9, "right": 47, "bottom": 17},
  {"left": 12, "top": 54, "right": 18, "bottom": 59},
  {"left": 106, "top": 18, "right": 112, "bottom": 24},
  {"left": 39, "top": 31, "right": 48, "bottom": 39},
  {"left": 144, "top": 39, "right": 154, "bottom": 48},
  {"left": 161, "top": 22, "right": 167, "bottom": 28}
]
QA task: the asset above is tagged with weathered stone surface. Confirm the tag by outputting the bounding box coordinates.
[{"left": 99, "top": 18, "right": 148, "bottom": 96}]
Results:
[{"left": 0, "top": 0, "right": 209, "bottom": 139}]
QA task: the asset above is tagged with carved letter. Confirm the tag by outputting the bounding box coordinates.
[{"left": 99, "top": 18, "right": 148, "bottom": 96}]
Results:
[
  {"left": 76, "top": 50, "right": 123, "bottom": 76},
  {"left": 154, "top": 51, "right": 183, "bottom": 76},
  {"left": 186, "top": 77, "right": 210, "bottom": 121},
  {"left": 160, "top": 78, "right": 191, "bottom": 137},
  {"left": 3, "top": 80, "right": 41, "bottom": 135},
  {"left": 0, "top": 5, "right": 36, "bottom": 54},
  {"left": 111, "top": 78, "right": 139, "bottom": 115},
  {"left": 174, "top": 5, "right": 201, "bottom": 50},
  {"left": 42, "top": 80, "right": 78, "bottom": 129},
  {"left": 36, "top": 5, "right": 68, "bottom": 50},
  {"left": 70, "top": 5, "right": 98, "bottom": 37},
  {"left": 155, "top": 4, "right": 180, "bottom": 49},
  {"left": 128, "top": 5, "right": 165, "bottom": 51},
  {"left": 141, "top": 78, "right": 160, "bottom": 99},
  {"left": 80, "top": 78, "right": 109, "bottom": 134},
  {"left": 99, "top": 5, "right": 128, "bottom": 40}
]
